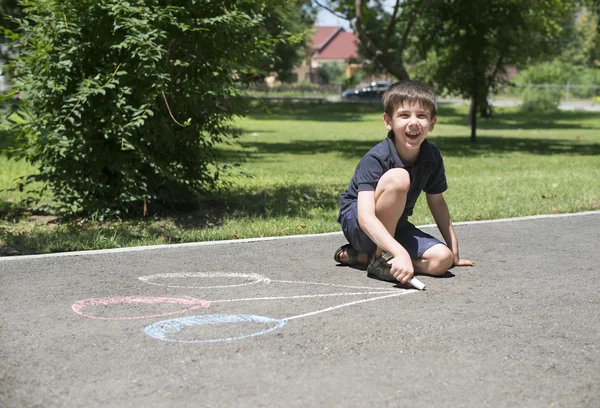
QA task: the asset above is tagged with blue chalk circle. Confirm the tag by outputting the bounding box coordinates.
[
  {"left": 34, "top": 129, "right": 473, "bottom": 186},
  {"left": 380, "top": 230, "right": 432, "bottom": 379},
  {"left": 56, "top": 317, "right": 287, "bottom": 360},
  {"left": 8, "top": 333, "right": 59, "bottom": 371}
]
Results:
[{"left": 144, "top": 314, "right": 286, "bottom": 343}]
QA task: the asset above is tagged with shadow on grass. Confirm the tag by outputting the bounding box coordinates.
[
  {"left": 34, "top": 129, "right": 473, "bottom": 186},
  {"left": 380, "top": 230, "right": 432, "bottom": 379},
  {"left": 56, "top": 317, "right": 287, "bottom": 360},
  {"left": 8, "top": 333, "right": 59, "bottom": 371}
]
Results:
[
  {"left": 238, "top": 139, "right": 376, "bottom": 160},
  {"left": 0, "top": 222, "right": 154, "bottom": 256},
  {"left": 247, "top": 101, "right": 383, "bottom": 122},
  {"left": 229, "top": 136, "right": 600, "bottom": 161},
  {"left": 427, "top": 136, "right": 600, "bottom": 156},
  {"left": 175, "top": 183, "right": 343, "bottom": 229},
  {"left": 0, "top": 199, "right": 30, "bottom": 221},
  {"left": 0, "top": 183, "right": 345, "bottom": 255},
  {"left": 441, "top": 108, "right": 600, "bottom": 130},
  {"left": 0, "top": 129, "right": 17, "bottom": 151},
  {"left": 247, "top": 102, "right": 600, "bottom": 130}
]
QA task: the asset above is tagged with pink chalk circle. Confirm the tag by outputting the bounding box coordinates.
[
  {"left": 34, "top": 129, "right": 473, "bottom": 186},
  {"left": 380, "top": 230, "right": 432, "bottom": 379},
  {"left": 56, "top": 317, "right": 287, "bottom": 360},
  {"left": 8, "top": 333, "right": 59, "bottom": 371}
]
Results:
[{"left": 72, "top": 296, "right": 211, "bottom": 320}]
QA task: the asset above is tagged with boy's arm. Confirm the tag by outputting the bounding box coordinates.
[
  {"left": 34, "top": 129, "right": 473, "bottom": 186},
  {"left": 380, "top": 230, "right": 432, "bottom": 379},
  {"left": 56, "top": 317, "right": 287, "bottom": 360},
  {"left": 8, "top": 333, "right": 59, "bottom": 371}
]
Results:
[
  {"left": 357, "top": 190, "right": 415, "bottom": 283},
  {"left": 426, "top": 192, "right": 475, "bottom": 267}
]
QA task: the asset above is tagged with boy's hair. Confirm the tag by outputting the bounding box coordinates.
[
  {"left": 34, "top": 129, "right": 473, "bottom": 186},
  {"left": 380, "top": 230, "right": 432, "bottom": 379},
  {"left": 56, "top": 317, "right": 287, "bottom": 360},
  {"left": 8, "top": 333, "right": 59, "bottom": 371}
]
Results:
[{"left": 382, "top": 80, "right": 437, "bottom": 119}]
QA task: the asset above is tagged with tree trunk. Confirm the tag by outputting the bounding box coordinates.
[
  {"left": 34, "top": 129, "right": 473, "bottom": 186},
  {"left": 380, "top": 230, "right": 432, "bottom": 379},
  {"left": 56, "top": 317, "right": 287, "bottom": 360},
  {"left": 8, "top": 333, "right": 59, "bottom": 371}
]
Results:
[
  {"left": 388, "top": 62, "right": 410, "bottom": 81},
  {"left": 470, "top": 93, "right": 477, "bottom": 142}
]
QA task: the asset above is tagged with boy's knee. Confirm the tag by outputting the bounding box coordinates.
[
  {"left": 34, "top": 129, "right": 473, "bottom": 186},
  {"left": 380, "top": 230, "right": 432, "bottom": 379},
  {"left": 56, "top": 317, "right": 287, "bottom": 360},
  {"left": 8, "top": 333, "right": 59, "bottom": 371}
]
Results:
[
  {"left": 424, "top": 245, "right": 453, "bottom": 276},
  {"left": 378, "top": 168, "right": 410, "bottom": 193}
]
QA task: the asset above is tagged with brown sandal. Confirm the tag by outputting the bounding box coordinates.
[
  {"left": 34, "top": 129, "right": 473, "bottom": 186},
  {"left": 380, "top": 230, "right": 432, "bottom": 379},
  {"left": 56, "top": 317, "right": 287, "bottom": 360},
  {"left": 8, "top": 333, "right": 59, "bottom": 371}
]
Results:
[{"left": 334, "top": 244, "right": 362, "bottom": 266}]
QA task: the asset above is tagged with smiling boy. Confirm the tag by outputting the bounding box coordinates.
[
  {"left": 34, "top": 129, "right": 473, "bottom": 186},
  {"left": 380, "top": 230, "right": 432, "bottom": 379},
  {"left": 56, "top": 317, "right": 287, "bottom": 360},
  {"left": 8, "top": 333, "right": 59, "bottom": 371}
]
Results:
[{"left": 334, "top": 80, "right": 474, "bottom": 284}]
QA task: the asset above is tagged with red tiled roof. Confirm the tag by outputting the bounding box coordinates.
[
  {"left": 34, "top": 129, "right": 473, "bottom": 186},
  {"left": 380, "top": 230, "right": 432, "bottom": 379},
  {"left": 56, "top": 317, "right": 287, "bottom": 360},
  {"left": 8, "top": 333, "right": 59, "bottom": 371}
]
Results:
[
  {"left": 314, "top": 31, "right": 359, "bottom": 60},
  {"left": 311, "top": 26, "right": 342, "bottom": 49}
]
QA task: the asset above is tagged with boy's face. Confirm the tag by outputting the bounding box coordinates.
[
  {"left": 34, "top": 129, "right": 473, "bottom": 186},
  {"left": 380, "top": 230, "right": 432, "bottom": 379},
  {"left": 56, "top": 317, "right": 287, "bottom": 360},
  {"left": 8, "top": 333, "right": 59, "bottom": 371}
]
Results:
[{"left": 383, "top": 101, "right": 436, "bottom": 156}]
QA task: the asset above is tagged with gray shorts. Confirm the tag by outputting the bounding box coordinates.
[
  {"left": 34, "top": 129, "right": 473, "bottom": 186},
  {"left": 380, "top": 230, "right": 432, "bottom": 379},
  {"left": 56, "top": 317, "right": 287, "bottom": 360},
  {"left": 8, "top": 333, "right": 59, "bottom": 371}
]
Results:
[{"left": 340, "top": 203, "right": 444, "bottom": 258}]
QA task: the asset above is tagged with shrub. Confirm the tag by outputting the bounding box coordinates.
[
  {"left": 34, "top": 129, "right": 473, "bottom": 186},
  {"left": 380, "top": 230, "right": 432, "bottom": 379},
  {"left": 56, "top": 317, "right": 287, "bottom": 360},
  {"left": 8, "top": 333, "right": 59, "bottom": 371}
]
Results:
[
  {"left": 316, "top": 62, "right": 345, "bottom": 85},
  {"left": 515, "top": 60, "right": 599, "bottom": 111},
  {"left": 5, "top": 0, "right": 282, "bottom": 217}
]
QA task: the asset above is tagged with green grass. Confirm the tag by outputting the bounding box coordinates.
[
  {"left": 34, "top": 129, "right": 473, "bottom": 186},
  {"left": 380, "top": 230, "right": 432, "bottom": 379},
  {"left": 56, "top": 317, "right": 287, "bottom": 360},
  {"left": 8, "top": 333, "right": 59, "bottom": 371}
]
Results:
[{"left": 1, "top": 102, "right": 599, "bottom": 255}]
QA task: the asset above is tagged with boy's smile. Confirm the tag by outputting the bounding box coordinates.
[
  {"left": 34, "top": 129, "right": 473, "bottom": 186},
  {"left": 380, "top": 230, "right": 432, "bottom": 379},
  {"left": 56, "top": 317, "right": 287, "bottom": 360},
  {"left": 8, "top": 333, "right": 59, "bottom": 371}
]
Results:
[{"left": 383, "top": 101, "right": 436, "bottom": 163}]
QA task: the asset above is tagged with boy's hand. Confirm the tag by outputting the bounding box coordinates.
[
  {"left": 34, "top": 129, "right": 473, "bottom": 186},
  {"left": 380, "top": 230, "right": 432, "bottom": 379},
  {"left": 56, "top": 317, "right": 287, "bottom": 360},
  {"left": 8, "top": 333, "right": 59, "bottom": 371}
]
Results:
[
  {"left": 454, "top": 257, "right": 475, "bottom": 267},
  {"left": 388, "top": 253, "right": 414, "bottom": 284}
]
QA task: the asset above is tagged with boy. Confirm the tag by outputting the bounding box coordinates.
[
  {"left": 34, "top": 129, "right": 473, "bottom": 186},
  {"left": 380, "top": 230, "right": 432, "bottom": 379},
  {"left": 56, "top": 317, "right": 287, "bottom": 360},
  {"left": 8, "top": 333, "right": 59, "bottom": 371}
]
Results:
[{"left": 334, "top": 80, "right": 474, "bottom": 284}]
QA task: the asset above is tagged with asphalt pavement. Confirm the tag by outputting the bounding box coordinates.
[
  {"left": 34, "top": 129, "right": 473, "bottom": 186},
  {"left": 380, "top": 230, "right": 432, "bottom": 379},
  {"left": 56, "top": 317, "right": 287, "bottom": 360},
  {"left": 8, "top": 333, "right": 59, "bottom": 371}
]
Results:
[{"left": 1, "top": 211, "right": 599, "bottom": 408}]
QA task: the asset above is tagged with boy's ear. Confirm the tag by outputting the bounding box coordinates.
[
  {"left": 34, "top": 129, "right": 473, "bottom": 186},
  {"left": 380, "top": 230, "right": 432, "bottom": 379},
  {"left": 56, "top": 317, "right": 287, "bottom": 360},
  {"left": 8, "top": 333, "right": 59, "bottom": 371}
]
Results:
[
  {"left": 429, "top": 115, "right": 437, "bottom": 131},
  {"left": 382, "top": 113, "right": 392, "bottom": 130}
]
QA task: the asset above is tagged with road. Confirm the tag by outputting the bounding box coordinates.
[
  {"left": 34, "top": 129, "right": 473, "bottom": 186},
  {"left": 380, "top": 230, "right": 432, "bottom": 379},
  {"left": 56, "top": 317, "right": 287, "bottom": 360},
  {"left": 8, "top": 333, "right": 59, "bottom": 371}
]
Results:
[{"left": 1, "top": 212, "right": 599, "bottom": 407}]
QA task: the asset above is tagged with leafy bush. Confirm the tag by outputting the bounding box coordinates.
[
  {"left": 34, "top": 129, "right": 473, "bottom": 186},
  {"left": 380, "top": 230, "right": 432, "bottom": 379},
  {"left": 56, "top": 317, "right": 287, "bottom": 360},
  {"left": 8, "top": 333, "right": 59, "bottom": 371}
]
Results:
[
  {"left": 515, "top": 60, "right": 600, "bottom": 111},
  {"left": 519, "top": 86, "right": 562, "bottom": 112},
  {"left": 342, "top": 72, "right": 362, "bottom": 90},
  {"left": 316, "top": 62, "right": 346, "bottom": 85},
  {"left": 5, "top": 0, "right": 283, "bottom": 217}
]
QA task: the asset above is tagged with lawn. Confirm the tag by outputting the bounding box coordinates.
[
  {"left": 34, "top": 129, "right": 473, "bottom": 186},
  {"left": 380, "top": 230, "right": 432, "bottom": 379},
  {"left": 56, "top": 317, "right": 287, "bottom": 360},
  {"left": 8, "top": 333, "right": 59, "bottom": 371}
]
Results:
[{"left": 1, "top": 101, "right": 599, "bottom": 255}]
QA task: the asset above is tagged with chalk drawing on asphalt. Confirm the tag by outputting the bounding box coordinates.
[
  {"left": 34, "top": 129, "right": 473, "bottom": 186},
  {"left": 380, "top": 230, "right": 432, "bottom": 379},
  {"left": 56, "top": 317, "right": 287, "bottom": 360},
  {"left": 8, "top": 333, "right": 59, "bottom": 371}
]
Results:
[
  {"left": 73, "top": 271, "right": 416, "bottom": 343},
  {"left": 145, "top": 314, "right": 287, "bottom": 343},
  {"left": 138, "top": 272, "right": 270, "bottom": 289},
  {"left": 72, "top": 296, "right": 211, "bottom": 320}
]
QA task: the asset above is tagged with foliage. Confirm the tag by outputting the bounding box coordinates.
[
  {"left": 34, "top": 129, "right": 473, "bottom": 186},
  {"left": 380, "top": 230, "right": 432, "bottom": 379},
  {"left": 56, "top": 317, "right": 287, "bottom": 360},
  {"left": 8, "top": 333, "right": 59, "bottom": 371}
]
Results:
[
  {"left": 559, "top": 7, "right": 600, "bottom": 68},
  {"left": 254, "top": 0, "right": 317, "bottom": 82},
  {"left": 515, "top": 60, "right": 585, "bottom": 85},
  {"left": 317, "top": 0, "right": 579, "bottom": 141},
  {"left": 5, "top": 0, "right": 290, "bottom": 218},
  {"left": 0, "top": 0, "right": 23, "bottom": 63},
  {"left": 342, "top": 71, "right": 362, "bottom": 89},
  {"left": 316, "top": 61, "right": 345, "bottom": 84},
  {"left": 514, "top": 60, "right": 600, "bottom": 111},
  {"left": 315, "top": 0, "right": 424, "bottom": 80},
  {"left": 411, "top": 0, "right": 577, "bottom": 140}
]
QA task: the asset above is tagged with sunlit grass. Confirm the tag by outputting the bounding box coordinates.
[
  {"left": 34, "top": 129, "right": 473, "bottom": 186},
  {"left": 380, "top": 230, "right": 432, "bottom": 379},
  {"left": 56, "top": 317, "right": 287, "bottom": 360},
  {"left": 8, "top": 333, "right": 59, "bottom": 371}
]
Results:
[{"left": 1, "top": 102, "right": 599, "bottom": 254}]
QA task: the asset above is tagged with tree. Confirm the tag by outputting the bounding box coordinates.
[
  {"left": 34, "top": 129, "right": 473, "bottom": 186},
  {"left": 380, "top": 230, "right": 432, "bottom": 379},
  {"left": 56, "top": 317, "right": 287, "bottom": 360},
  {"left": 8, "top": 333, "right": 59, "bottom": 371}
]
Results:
[
  {"left": 6, "top": 0, "right": 294, "bottom": 217},
  {"left": 259, "top": 0, "right": 317, "bottom": 82},
  {"left": 412, "top": 0, "right": 577, "bottom": 141},
  {"left": 315, "top": 0, "right": 427, "bottom": 81},
  {"left": 576, "top": 7, "right": 599, "bottom": 68},
  {"left": 0, "top": 0, "right": 23, "bottom": 66},
  {"left": 317, "top": 0, "right": 579, "bottom": 142}
]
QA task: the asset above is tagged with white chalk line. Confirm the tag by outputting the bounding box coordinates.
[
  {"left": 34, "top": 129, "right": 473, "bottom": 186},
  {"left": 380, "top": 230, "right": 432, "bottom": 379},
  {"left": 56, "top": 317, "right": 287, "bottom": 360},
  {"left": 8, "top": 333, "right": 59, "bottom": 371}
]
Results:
[
  {"left": 270, "top": 279, "right": 397, "bottom": 291},
  {"left": 141, "top": 272, "right": 408, "bottom": 322},
  {"left": 138, "top": 272, "right": 270, "bottom": 289},
  {"left": 210, "top": 290, "right": 398, "bottom": 304},
  {"left": 3, "top": 210, "right": 598, "bottom": 261},
  {"left": 136, "top": 272, "right": 400, "bottom": 293},
  {"left": 143, "top": 273, "right": 400, "bottom": 304},
  {"left": 282, "top": 290, "right": 416, "bottom": 321}
]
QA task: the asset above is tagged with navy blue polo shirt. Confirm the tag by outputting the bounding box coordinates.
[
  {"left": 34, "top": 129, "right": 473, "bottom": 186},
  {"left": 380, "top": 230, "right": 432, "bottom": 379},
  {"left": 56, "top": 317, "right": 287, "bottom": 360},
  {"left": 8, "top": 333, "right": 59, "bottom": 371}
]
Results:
[{"left": 338, "top": 131, "right": 447, "bottom": 222}]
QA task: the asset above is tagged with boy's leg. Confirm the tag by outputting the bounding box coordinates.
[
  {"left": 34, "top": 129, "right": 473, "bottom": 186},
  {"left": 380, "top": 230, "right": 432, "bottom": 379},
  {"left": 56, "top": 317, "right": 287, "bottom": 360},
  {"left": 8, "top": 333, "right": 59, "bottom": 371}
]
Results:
[
  {"left": 372, "top": 168, "right": 411, "bottom": 257},
  {"left": 393, "top": 221, "right": 454, "bottom": 276},
  {"left": 374, "top": 168, "right": 453, "bottom": 275},
  {"left": 338, "top": 167, "right": 409, "bottom": 264},
  {"left": 413, "top": 244, "right": 453, "bottom": 276},
  {"left": 338, "top": 168, "right": 414, "bottom": 266}
]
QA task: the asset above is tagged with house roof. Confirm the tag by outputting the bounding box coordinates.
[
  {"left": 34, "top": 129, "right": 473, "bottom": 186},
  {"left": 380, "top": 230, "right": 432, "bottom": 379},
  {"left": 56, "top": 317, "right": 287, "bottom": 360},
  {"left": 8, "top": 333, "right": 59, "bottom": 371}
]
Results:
[
  {"left": 312, "top": 26, "right": 342, "bottom": 50},
  {"left": 311, "top": 26, "right": 359, "bottom": 61}
]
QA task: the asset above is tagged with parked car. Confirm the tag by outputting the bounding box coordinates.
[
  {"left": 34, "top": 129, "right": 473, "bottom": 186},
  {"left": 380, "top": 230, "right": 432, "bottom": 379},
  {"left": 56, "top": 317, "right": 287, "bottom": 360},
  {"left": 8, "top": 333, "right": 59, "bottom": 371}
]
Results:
[{"left": 341, "top": 80, "right": 392, "bottom": 100}]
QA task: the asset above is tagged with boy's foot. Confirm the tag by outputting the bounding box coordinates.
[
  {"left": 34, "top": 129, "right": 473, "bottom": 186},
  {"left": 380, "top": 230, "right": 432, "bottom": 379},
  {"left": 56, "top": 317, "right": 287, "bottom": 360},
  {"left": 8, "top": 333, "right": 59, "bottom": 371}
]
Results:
[
  {"left": 366, "top": 253, "right": 396, "bottom": 282},
  {"left": 334, "top": 244, "right": 370, "bottom": 266}
]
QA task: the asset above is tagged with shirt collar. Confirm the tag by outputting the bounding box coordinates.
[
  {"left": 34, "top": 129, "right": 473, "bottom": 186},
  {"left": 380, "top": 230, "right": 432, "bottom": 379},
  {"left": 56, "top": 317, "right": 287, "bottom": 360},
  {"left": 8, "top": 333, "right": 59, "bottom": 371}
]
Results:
[{"left": 386, "top": 131, "right": 436, "bottom": 167}]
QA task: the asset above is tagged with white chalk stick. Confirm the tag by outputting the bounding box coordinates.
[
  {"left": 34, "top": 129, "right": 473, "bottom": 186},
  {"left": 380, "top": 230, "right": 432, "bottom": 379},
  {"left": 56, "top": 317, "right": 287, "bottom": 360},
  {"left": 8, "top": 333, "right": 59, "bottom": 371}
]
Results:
[
  {"left": 381, "top": 253, "right": 426, "bottom": 290},
  {"left": 409, "top": 277, "right": 426, "bottom": 290}
]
